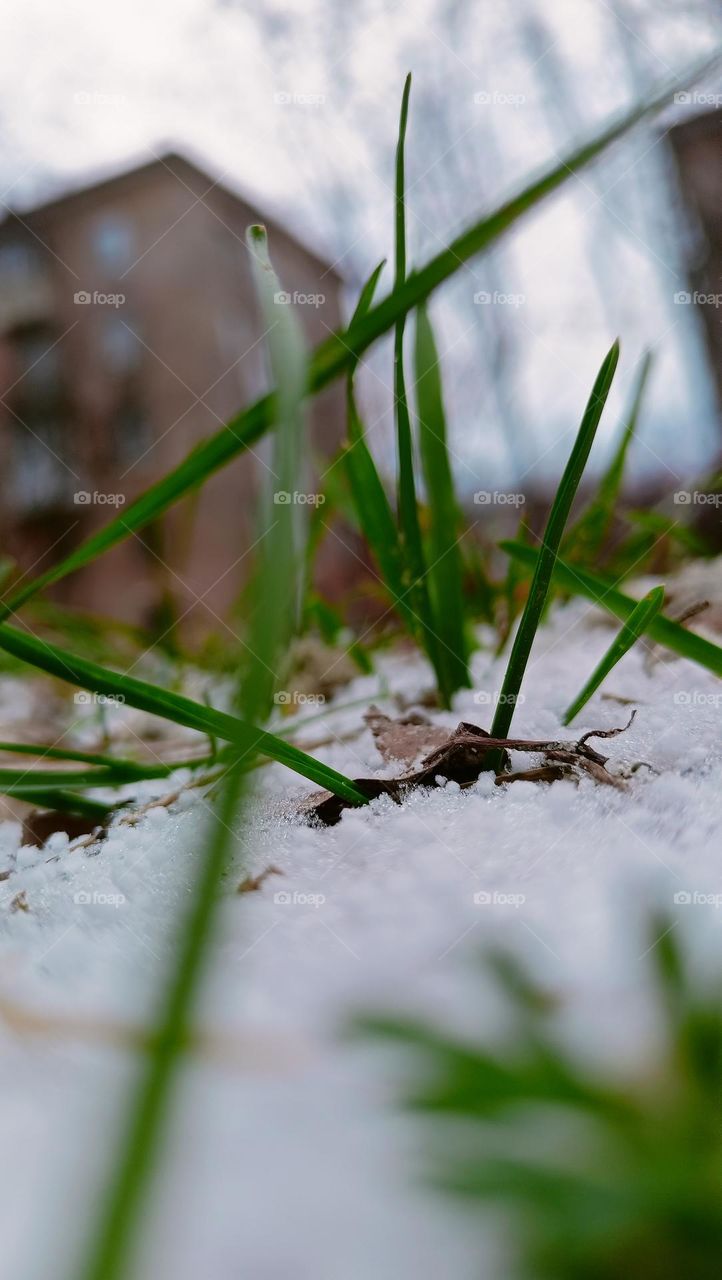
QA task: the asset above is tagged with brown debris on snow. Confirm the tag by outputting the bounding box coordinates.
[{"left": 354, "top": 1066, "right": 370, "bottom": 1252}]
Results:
[{"left": 302, "top": 712, "right": 636, "bottom": 825}]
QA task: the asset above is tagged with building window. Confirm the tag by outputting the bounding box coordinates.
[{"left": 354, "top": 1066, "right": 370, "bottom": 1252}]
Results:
[
  {"left": 100, "top": 314, "right": 141, "bottom": 374},
  {"left": 92, "top": 214, "right": 135, "bottom": 274},
  {"left": 12, "top": 323, "right": 60, "bottom": 401}
]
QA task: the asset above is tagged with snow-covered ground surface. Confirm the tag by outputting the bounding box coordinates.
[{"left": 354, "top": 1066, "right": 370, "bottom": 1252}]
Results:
[{"left": 2, "top": 597, "right": 722, "bottom": 1279}]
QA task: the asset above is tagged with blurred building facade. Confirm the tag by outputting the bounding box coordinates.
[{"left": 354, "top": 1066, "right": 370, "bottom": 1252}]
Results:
[{"left": 0, "top": 152, "right": 345, "bottom": 632}]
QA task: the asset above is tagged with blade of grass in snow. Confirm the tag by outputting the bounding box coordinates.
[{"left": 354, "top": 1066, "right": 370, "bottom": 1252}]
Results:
[
  {"left": 562, "top": 585, "right": 665, "bottom": 724},
  {"left": 75, "top": 235, "right": 316, "bottom": 1280},
  {"left": 391, "top": 76, "right": 444, "bottom": 690},
  {"left": 490, "top": 341, "right": 620, "bottom": 741},
  {"left": 4, "top": 51, "right": 714, "bottom": 618},
  {"left": 0, "top": 740, "right": 209, "bottom": 779},
  {"left": 500, "top": 540, "right": 722, "bottom": 678},
  {"left": 564, "top": 349, "right": 654, "bottom": 562},
  {"left": 0, "top": 621, "right": 366, "bottom": 803},
  {"left": 2, "top": 787, "right": 115, "bottom": 820},
  {"left": 414, "top": 302, "right": 470, "bottom": 701}
]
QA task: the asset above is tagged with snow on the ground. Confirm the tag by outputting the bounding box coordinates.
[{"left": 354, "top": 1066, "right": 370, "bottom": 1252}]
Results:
[{"left": 1, "top": 598, "right": 722, "bottom": 1279}]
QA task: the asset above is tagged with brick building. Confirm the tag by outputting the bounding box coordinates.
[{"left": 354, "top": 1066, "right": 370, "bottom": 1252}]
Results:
[{"left": 0, "top": 152, "right": 345, "bottom": 632}]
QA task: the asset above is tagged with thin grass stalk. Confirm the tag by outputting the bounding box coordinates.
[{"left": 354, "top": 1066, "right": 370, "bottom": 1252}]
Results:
[
  {"left": 562, "top": 585, "right": 665, "bottom": 724},
  {"left": 490, "top": 341, "right": 620, "bottom": 742},
  {"left": 501, "top": 541, "right": 722, "bottom": 677}
]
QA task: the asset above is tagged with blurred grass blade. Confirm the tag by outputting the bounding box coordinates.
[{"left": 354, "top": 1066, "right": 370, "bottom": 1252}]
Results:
[
  {"left": 0, "top": 621, "right": 366, "bottom": 803},
  {"left": 490, "top": 341, "right": 620, "bottom": 740},
  {"left": 77, "top": 235, "right": 323, "bottom": 1280},
  {"left": 565, "top": 349, "right": 654, "bottom": 561},
  {"left": 4, "top": 52, "right": 715, "bottom": 617},
  {"left": 501, "top": 541, "right": 722, "bottom": 677},
  {"left": 562, "top": 585, "right": 665, "bottom": 725},
  {"left": 414, "top": 303, "right": 470, "bottom": 698},
  {"left": 245, "top": 224, "right": 307, "bottom": 715}
]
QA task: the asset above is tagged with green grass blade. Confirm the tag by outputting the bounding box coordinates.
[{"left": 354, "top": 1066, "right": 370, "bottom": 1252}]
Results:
[
  {"left": 349, "top": 259, "right": 386, "bottom": 343},
  {"left": 490, "top": 341, "right": 620, "bottom": 740},
  {"left": 245, "top": 224, "right": 307, "bottom": 715},
  {"left": 4, "top": 52, "right": 713, "bottom": 619},
  {"left": 564, "top": 348, "right": 654, "bottom": 561},
  {"left": 414, "top": 303, "right": 470, "bottom": 697},
  {"left": 392, "top": 76, "right": 442, "bottom": 681},
  {"left": 344, "top": 396, "right": 413, "bottom": 629},
  {"left": 76, "top": 762, "right": 248, "bottom": 1280},
  {"left": 0, "top": 740, "right": 184, "bottom": 776},
  {"left": 391, "top": 74, "right": 448, "bottom": 699},
  {"left": 502, "top": 540, "right": 722, "bottom": 677},
  {"left": 0, "top": 786, "right": 114, "bottom": 819},
  {"left": 77, "top": 228, "right": 322, "bottom": 1280},
  {"left": 562, "top": 585, "right": 665, "bottom": 725},
  {"left": 343, "top": 260, "right": 416, "bottom": 633},
  {"left": 0, "top": 622, "right": 365, "bottom": 803}
]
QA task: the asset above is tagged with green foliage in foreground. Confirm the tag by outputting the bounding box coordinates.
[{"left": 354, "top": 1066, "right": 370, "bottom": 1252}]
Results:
[
  {"left": 73, "top": 228, "right": 310, "bottom": 1280},
  {"left": 356, "top": 914, "right": 722, "bottom": 1279}
]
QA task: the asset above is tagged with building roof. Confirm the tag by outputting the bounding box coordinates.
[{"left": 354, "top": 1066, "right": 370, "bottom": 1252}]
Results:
[{"left": 0, "top": 148, "right": 341, "bottom": 281}]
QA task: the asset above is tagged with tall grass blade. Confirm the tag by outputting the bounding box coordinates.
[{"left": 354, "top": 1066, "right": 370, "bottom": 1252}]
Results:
[
  {"left": 391, "top": 75, "right": 444, "bottom": 693},
  {"left": 244, "top": 224, "right": 307, "bottom": 713},
  {"left": 562, "top": 585, "right": 665, "bottom": 724},
  {"left": 344, "top": 397, "right": 413, "bottom": 629},
  {"left": 75, "top": 232, "right": 319, "bottom": 1280},
  {"left": 490, "top": 341, "right": 620, "bottom": 740},
  {"left": 501, "top": 541, "right": 722, "bottom": 677},
  {"left": 414, "top": 303, "right": 470, "bottom": 699},
  {"left": 564, "top": 348, "right": 654, "bottom": 562},
  {"left": 3, "top": 52, "right": 714, "bottom": 617}
]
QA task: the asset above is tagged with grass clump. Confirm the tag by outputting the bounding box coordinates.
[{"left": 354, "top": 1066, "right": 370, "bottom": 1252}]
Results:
[{"left": 356, "top": 913, "right": 722, "bottom": 1279}]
